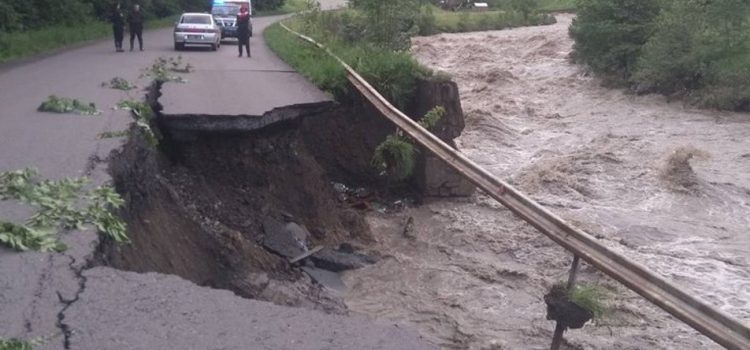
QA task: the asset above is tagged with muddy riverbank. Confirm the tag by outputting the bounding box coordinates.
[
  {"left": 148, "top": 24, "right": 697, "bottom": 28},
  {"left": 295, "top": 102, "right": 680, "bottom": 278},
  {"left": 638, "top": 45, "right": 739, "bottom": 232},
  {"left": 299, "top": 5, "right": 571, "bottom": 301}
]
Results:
[{"left": 341, "top": 14, "right": 750, "bottom": 350}]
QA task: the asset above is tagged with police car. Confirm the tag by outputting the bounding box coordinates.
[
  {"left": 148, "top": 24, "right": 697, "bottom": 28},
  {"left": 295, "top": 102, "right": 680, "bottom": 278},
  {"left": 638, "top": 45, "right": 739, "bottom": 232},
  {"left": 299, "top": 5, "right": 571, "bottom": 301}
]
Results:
[{"left": 211, "top": 0, "right": 253, "bottom": 39}]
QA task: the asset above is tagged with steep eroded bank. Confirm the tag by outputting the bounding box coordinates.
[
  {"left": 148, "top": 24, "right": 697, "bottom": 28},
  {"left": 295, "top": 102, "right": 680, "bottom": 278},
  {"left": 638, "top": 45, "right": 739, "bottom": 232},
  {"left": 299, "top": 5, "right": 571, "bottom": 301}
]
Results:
[{"left": 97, "top": 91, "right": 400, "bottom": 312}]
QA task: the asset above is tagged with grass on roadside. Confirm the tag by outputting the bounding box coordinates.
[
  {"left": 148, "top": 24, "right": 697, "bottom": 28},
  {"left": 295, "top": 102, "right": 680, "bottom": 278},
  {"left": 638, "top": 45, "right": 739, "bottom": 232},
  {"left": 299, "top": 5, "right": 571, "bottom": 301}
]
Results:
[
  {"left": 265, "top": 19, "right": 428, "bottom": 109},
  {"left": 0, "top": 16, "right": 177, "bottom": 64}
]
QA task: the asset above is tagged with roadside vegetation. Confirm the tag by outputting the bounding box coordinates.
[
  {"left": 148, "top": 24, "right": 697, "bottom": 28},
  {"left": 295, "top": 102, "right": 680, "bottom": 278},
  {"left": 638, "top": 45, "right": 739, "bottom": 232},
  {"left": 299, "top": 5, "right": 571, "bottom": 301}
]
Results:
[
  {"left": 570, "top": 0, "right": 750, "bottom": 110},
  {"left": 266, "top": 14, "right": 429, "bottom": 109},
  {"left": 0, "top": 16, "right": 176, "bottom": 64},
  {"left": 0, "top": 0, "right": 289, "bottom": 63}
]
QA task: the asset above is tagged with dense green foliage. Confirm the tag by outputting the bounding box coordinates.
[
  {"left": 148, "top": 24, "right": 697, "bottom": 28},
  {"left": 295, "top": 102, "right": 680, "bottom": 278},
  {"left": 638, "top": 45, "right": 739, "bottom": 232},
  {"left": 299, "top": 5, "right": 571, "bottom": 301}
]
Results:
[
  {"left": 569, "top": 0, "right": 661, "bottom": 82},
  {"left": 350, "top": 0, "right": 422, "bottom": 50},
  {"left": 372, "top": 134, "right": 418, "bottom": 180},
  {"left": 0, "top": 0, "right": 189, "bottom": 32},
  {"left": 0, "top": 0, "right": 286, "bottom": 31},
  {"left": 571, "top": 0, "right": 750, "bottom": 110},
  {"left": 0, "top": 16, "right": 175, "bottom": 63}
]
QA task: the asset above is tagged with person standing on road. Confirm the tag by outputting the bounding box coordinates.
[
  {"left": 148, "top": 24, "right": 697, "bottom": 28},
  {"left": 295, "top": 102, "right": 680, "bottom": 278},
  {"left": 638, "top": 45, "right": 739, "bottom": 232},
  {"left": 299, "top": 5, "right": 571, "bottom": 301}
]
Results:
[
  {"left": 110, "top": 3, "right": 125, "bottom": 52},
  {"left": 128, "top": 4, "right": 144, "bottom": 51},
  {"left": 236, "top": 6, "right": 251, "bottom": 57}
]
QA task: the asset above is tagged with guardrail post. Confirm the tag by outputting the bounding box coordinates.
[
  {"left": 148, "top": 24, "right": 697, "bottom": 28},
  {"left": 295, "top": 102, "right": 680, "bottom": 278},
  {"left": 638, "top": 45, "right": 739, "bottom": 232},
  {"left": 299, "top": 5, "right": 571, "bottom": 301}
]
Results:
[{"left": 550, "top": 255, "right": 581, "bottom": 350}]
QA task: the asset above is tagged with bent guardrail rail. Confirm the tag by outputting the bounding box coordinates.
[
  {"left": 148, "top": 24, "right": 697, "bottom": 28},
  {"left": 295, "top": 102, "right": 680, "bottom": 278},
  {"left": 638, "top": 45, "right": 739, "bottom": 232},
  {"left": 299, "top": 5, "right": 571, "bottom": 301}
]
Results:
[{"left": 279, "top": 22, "right": 750, "bottom": 350}]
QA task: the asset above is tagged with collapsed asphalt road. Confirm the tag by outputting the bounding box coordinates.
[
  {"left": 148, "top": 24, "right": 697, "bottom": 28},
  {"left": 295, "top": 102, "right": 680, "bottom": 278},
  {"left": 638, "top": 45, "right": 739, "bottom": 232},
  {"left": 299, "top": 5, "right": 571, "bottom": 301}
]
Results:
[{"left": 0, "top": 2, "right": 437, "bottom": 348}]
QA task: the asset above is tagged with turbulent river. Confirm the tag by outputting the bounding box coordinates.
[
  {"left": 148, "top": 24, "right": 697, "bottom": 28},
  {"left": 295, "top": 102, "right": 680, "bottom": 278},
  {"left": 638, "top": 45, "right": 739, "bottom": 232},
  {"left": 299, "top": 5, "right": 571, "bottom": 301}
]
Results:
[{"left": 341, "top": 14, "right": 750, "bottom": 350}]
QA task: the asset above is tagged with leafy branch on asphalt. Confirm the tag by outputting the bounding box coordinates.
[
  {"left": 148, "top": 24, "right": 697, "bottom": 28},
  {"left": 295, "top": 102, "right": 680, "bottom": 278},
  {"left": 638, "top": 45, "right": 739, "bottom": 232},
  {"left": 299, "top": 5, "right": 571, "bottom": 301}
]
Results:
[
  {"left": 140, "top": 56, "right": 192, "bottom": 83},
  {"left": 372, "top": 106, "right": 445, "bottom": 180},
  {"left": 0, "top": 337, "right": 35, "bottom": 350},
  {"left": 97, "top": 130, "right": 129, "bottom": 139},
  {"left": 101, "top": 77, "right": 137, "bottom": 90},
  {"left": 0, "top": 168, "right": 128, "bottom": 252},
  {"left": 115, "top": 100, "right": 160, "bottom": 147},
  {"left": 37, "top": 95, "right": 100, "bottom": 116}
]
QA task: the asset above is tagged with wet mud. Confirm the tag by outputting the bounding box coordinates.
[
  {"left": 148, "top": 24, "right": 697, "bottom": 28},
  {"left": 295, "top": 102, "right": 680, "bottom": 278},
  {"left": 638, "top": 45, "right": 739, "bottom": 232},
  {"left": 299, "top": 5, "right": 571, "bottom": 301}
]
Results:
[{"left": 341, "top": 14, "right": 750, "bottom": 350}]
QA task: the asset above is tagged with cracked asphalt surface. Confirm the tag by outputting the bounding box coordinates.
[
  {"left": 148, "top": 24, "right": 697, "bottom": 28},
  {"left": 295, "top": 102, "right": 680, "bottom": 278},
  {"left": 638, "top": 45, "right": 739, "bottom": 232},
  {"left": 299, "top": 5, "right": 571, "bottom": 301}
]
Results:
[{"left": 0, "top": 1, "right": 437, "bottom": 348}]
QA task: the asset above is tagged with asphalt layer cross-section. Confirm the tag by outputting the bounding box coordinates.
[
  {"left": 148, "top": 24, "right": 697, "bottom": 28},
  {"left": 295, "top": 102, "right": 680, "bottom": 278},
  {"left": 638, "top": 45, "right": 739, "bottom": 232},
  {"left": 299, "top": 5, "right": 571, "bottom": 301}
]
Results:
[{"left": 0, "top": 1, "right": 437, "bottom": 348}]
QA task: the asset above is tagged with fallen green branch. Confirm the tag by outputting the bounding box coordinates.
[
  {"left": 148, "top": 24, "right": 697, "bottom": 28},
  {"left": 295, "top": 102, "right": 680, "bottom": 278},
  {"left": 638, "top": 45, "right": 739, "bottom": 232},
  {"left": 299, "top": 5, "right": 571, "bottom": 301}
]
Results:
[
  {"left": 115, "top": 100, "right": 159, "bottom": 147},
  {"left": 141, "top": 56, "right": 192, "bottom": 83},
  {"left": 101, "top": 77, "right": 137, "bottom": 91},
  {"left": 0, "top": 168, "right": 128, "bottom": 252},
  {"left": 38, "top": 95, "right": 100, "bottom": 115}
]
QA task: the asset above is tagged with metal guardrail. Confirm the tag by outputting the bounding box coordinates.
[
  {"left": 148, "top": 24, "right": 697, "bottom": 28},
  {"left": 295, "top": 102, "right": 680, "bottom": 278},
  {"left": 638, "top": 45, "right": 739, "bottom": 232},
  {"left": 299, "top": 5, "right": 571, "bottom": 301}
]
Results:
[{"left": 278, "top": 22, "right": 750, "bottom": 350}]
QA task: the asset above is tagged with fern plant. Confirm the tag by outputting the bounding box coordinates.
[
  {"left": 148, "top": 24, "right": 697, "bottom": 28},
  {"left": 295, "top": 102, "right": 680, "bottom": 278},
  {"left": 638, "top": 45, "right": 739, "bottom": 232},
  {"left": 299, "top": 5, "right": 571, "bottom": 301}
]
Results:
[{"left": 371, "top": 105, "right": 445, "bottom": 180}]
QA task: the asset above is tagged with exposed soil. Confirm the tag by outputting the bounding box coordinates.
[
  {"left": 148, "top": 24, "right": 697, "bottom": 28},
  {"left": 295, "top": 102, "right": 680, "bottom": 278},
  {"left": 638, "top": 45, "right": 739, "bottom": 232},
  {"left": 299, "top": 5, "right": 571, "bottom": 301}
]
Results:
[
  {"left": 340, "top": 14, "right": 750, "bottom": 350},
  {"left": 97, "top": 85, "right": 400, "bottom": 313}
]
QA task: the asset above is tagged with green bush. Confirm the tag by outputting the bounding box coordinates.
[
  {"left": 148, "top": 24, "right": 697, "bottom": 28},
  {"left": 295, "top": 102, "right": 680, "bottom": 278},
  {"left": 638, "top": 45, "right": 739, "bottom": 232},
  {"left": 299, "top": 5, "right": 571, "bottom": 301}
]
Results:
[
  {"left": 350, "top": 0, "right": 421, "bottom": 50},
  {"left": 509, "top": 0, "right": 538, "bottom": 20},
  {"left": 372, "top": 134, "right": 417, "bottom": 180},
  {"left": 569, "top": 0, "right": 661, "bottom": 82},
  {"left": 416, "top": 5, "right": 438, "bottom": 35},
  {"left": 633, "top": 0, "right": 750, "bottom": 109}
]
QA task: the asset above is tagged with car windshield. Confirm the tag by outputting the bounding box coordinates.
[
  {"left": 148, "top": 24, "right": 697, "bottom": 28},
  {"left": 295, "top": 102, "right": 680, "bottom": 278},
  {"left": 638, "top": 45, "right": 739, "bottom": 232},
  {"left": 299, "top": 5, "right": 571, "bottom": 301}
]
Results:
[
  {"left": 211, "top": 5, "right": 239, "bottom": 16},
  {"left": 181, "top": 15, "right": 212, "bottom": 24}
]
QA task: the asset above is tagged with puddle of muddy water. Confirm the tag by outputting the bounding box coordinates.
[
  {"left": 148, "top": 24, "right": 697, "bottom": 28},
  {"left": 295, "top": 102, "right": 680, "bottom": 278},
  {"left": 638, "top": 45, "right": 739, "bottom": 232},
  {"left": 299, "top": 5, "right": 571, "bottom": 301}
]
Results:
[{"left": 341, "top": 14, "right": 750, "bottom": 350}]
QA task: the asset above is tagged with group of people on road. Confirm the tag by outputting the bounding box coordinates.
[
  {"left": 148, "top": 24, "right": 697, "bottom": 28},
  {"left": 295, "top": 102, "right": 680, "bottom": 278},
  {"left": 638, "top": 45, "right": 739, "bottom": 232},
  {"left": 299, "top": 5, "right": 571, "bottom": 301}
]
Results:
[
  {"left": 111, "top": 4, "right": 144, "bottom": 52},
  {"left": 110, "top": 4, "right": 251, "bottom": 56}
]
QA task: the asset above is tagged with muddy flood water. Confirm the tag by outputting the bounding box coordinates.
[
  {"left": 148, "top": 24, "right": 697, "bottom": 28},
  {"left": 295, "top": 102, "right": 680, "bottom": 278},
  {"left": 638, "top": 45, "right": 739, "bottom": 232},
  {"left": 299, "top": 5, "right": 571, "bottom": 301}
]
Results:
[{"left": 340, "top": 14, "right": 750, "bottom": 350}]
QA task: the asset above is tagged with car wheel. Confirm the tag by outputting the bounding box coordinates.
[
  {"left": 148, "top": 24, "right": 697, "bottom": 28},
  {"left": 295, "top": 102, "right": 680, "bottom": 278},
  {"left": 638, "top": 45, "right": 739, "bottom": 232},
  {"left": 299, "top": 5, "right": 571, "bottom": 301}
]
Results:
[
  {"left": 174, "top": 42, "right": 184, "bottom": 51},
  {"left": 249, "top": 30, "right": 253, "bottom": 37},
  {"left": 210, "top": 43, "right": 217, "bottom": 51}
]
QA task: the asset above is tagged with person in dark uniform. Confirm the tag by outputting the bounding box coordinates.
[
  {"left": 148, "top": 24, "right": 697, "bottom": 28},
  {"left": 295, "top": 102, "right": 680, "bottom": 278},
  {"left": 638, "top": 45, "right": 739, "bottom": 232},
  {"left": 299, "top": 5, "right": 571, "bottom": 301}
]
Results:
[
  {"left": 236, "top": 6, "right": 251, "bottom": 57},
  {"left": 128, "top": 4, "right": 144, "bottom": 51},
  {"left": 110, "top": 3, "right": 125, "bottom": 52}
]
